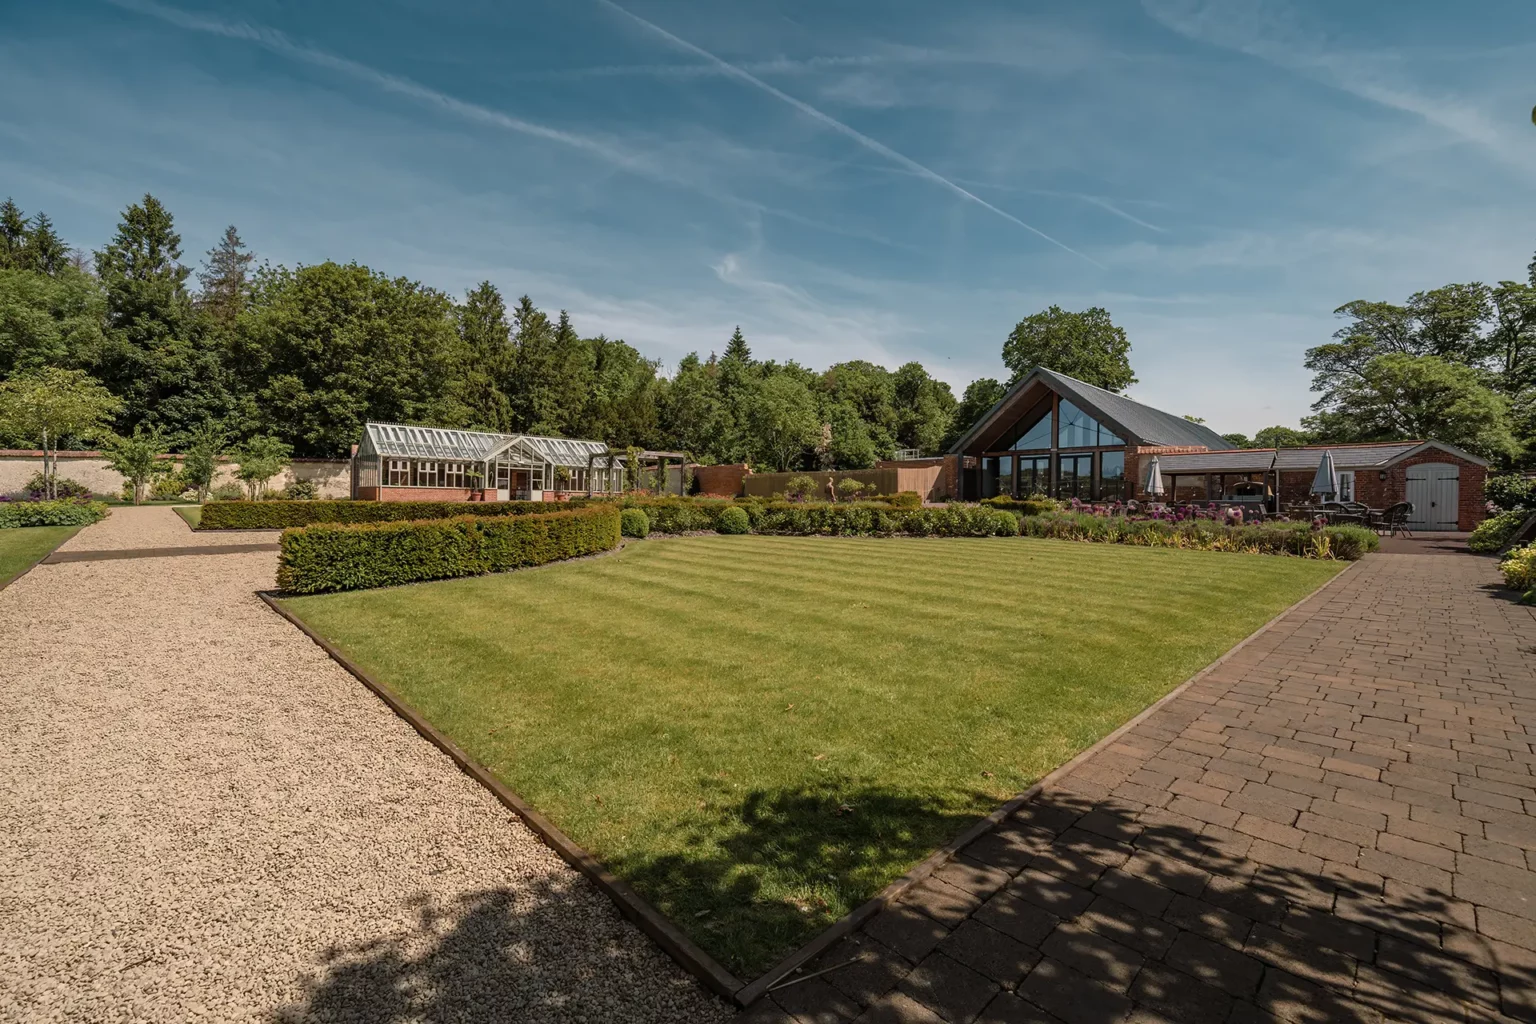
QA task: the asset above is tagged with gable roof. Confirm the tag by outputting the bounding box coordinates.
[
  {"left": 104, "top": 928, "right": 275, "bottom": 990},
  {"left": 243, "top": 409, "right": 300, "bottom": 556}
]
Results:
[
  {"left": 948, "top": 366, "right": 1237, "bottom": 454},
  {"left": 362, "top": 422, "right": 610, "bottom": 467}
]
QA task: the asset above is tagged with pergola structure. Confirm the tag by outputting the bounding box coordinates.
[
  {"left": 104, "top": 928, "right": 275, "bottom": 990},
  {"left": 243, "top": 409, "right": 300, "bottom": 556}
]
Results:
[{"left": 584, "top": 448, "right": 691, "bottom": 497}]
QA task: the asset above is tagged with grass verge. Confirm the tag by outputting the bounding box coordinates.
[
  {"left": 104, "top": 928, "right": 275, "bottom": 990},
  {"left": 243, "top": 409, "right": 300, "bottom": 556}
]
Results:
[
  {"left": 280, "top": 534, "right": 1342, "bottom": 975},
  {"left": 174, "top": 505, "right": 202, "bottom": 529},
  {"left": 0, "top": 525, "right": 82, "bottom": 588}
]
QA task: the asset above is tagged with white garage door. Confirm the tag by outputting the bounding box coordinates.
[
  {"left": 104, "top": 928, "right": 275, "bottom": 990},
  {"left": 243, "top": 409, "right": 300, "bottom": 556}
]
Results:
[{"left": 1405, "top": 463, "right": 1459, "bottom": 530}]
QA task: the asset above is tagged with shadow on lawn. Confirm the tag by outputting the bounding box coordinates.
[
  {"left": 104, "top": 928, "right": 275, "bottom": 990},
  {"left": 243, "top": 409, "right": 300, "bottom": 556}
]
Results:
[
  {"left": 778, "top": 788, "right": 1536, "bottom": 1024},
  {"left": 607, "top": 781, "right": 998, "bottom": 978},
  {"left": 266, "top": 877, "right": 716, "bottom": 1024}
]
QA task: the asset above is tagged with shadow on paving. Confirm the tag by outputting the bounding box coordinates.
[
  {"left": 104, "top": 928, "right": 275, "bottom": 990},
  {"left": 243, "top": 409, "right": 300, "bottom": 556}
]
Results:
[
  {"left": 607, "top": 782, "right": 997, "bottom": 979},
  {"left": 756, "top": 790, "right": 1536, "bottom": 1024},
  {"left": 268, "top": 878, "right": 709, "bottom": 1024}
]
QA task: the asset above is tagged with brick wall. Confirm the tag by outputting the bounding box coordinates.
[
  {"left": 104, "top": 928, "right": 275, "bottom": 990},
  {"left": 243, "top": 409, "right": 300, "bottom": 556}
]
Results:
[
  {"left": 1354, "top": 453, "right": 1487, "bottom": 531},
  {"left": 693, "top": 464, "right": 750, "bottom": 497},
  {"left": 375, "top": 486, "right": 478, "bottom": 502}
]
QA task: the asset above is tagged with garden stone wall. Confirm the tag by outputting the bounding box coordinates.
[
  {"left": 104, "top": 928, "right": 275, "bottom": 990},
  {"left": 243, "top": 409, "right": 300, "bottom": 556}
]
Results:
[{"left": 0, "top": 452, "right": 351, "bottom": 499}]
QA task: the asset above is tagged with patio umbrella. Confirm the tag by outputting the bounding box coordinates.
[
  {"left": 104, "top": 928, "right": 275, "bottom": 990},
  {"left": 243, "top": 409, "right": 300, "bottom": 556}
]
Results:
[
  {"left": 1144, "top": 455, "right": 1165, "bottom": 497},
  {"left": 1310, "top": 449, "right": 1339, "bottom": 500}
]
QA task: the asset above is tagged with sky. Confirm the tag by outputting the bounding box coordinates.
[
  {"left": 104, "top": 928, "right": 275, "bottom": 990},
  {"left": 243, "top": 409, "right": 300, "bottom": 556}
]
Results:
[{"left": 3, "top": 0, "right": 1535, "bottom": 435}]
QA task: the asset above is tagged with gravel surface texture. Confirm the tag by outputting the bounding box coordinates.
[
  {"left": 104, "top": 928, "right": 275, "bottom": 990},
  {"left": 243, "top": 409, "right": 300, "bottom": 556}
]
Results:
[
  {"left": 1, "top": 507, "right": 730, "bottom": 1024},
  {"left": 56, "top": 506, "right": 281, "bottom": 551}
]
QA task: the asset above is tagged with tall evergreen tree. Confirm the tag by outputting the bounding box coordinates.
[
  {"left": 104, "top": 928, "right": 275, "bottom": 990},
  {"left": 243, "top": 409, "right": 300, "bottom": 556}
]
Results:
[
  {"left": 0, "top": 199, "right": 26, "bottom": 269},
  {"left": 456, "top": 281, "right": 514, "bottom": 432},
  {"left": 507, "top": 295, "right": 562, "bottom": 434},
  {"left": 197, "top": 225, "right": 255, "bottom": 324},
  {"left": 20, "top": 213, "right": 69, "bottom": 275},
  {"left": 549, "top": 309, "right": 595, "bottom": 436}
]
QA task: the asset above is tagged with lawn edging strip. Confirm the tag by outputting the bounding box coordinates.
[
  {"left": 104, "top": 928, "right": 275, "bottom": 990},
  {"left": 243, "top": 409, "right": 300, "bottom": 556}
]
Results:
[
  {"left": 255, "top": 590, "right": 745, "bottom": 1004},
  {"left": 736, "top": 557, "right": 1362, "bottom": 1007},
  {"left": 44, "top": 542, "right": 280, "bottom": 563}
]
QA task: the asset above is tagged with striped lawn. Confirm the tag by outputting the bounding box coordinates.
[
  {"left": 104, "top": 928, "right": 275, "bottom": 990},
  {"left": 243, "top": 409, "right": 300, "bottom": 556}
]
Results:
[{"left": 281, "top": 534, "right": 1342, "bottom": 976}]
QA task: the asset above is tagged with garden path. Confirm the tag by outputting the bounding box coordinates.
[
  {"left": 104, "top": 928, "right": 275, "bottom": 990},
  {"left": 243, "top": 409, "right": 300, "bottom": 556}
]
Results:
[
  {"left": 742, "top": 541, "right": 1536, "bottom": 1024},
  {"left": 0, "top": 506, "right": 729, "bottom": 1024}
]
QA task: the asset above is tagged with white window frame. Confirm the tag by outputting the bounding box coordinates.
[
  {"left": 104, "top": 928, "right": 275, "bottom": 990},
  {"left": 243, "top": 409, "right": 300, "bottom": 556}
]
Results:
[
  {"left": 444, "top": 462, "right": 464, "bottom": 489},
  {"left": 1337, "top": 470, "right": 1355, "bottom": 503},
  {"left": 416, "top": 461, "right": 438, "bottom": 487},
  {"left": 387, "top": 459, "right": 410, "bottom": 486}
]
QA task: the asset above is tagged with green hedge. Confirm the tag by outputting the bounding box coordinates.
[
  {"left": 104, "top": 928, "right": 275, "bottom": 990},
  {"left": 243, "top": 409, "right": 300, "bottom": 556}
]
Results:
[
  {"left": 277, "top": 505, "right": 621, "bottom": 593},
  {"left": 0, "top": 499, "right": 110, "bottom": 529},
  {"left": 750, "top": 502, "right": 1018, "bottom": 537},
  {"left": 1017, "top": 512, "right": 1378, "bottom": 560},
  {"left": 981, "top": 495, "right": 1060, "bottom": 516},
  {"left": 200, "top": 497, "right": 577, "bottom": 530},
  {"left": 1468, "top": 510, "right": 1529, "bottom": 553}
]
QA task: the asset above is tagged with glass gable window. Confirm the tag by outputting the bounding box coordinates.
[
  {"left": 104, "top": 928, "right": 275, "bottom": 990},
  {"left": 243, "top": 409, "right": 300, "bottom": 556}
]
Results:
[
  {"left": 1058, "top": 400, "right": 1123, "bottom": 448},
  {"left": 1009, "top": 410, "right": 1052, "bottom": 451}
]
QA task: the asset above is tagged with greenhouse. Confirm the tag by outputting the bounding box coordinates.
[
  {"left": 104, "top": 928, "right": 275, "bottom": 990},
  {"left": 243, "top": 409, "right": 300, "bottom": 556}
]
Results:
[{"left": 351, "top": 422, "right": 622, "bottom": 501}]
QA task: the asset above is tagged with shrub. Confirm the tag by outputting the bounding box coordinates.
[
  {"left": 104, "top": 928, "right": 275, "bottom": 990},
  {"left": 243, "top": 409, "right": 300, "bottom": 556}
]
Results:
[
  {"left": 886, "top": 490, "right": 922, "bottom": 509},
  {"left": 277, "top": 505, "right": 621, "bottom": 593},
  {"left": 982, "top": 495, "right": 1058, "bottom": 516},
  {"left": 717, "top": 505, "right": 751, "bottom": 534},
  {"left": 1016, "top": 512, "right": 1376, "bottom": 560},
  {"left": 1486, "top": 474, "right": 1536, "bottom": 513},
  {"left": 0, "top": 498, "right": 109, "bottom": 528},
  {"left": 620, "top": 507, "right": 651, "bottom": 538},
  {"left": 785, "top": 475, "right": 819, "bottom": 502},
  {"left": 1501, "top": 545, "right": 1536, "bottom": 591},
  {"left": 23, "top": 473, "right": 91, "bottom": 500},
  {"left": 1468, "top": 511, "right": 1528, "bottom": 553},
  {"left": 282, "top": 479, "right": 319, "bottom": 501},
  {"left": 752, "top": 501, "right": 1017, "bottom": 538},
  {"left": 151, "top": 471, "right": 192, "bottom": 501},
  {"left": 834, "top": 478, "right": 866, "bottom": 501},
  {"left": 210, "top": 482, "right": 246, "bottom": 502},
  {"left": 199, "top": 498, "right": 569, "bottom": 530}
]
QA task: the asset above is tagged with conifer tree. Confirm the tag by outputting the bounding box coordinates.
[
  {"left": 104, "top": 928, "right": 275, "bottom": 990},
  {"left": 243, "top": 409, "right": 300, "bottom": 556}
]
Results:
[
  {"left": 0, "top": 199, "right": 26, "bottom": 269},
  {"left": 197, "top": 225, "right": 254, "bottom": 324}
]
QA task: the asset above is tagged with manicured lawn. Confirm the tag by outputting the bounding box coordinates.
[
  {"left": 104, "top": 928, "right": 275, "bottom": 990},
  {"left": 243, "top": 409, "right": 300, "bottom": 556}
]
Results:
[
  {"left": 0, "top": 526, "right": 82, "bottom": 588},
  {"left": 281, "top": 535, "right": 1342, "bottom": 976},
  {"left": 174, "top": 505, "right": 201, "bottom": 528}
]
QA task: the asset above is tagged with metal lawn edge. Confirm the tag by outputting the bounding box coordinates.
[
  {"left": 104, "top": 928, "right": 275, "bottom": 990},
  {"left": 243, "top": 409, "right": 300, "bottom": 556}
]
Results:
[
  {"left": 255, "top": 590, "right": 746, "bottom": 1004},
  {"left": 735, "top": 557, "right": 1363, "bottom": 1007},
  {"left": 44, "top": 543, "right": 281, "bottom": 563}
]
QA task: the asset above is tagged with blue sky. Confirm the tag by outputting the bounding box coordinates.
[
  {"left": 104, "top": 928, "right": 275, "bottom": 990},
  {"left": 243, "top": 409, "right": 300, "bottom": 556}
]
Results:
[{"left": 4, "top": 0, "right": 1535, "bottom": 434}]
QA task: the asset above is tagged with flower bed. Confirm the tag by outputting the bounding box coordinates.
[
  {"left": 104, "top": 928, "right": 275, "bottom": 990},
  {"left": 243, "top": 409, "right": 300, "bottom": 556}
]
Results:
[
  {"left": 0, "top": 498, "right": 110, "bottom": 529},
  {"left": 1017, "top": 512, "right": 1378, "bottom": 560},
  {"left": 276, "top": 505, "right": 622, "bottom": 593}
]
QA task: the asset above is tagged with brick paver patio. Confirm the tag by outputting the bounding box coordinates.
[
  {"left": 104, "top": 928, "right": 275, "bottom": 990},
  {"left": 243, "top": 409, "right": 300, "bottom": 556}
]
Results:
[{"left": 741, "top": 544, "right": 1536, "bottom": 1024}]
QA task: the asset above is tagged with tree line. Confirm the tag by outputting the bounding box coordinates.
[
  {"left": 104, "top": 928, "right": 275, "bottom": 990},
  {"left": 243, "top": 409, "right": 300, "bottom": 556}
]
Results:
[{"left": 1, "top": 190, "right": 1532, "bottom": 472}]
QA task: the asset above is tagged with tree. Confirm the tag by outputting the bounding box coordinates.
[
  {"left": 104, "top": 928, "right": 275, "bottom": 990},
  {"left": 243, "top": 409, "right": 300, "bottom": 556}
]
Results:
[
  {"left": 0, "top": 199, "right": 28, "bottom": 269},
  {"left": 945, "top": 377, "right": 1006, "bottom": 449},
  {"left": 1002, "top": 306, "right": 1135, "bottom": 391},
  {"left": 197, "top": 225, "right": 254, "bottom": 324},
  {"left": 455, "top": 282, "right": 514, "bottom": 432},
  {"left": 0, "top": 367, "right": 121, "bottom": 498},
  {"left": 235, "top": 262, "right": 468, "bottom": 455},
  {"left": 234, "top": 434, "right": 292, "bottom": 499},
  {"left": 104, "top": 426, "right": 170, "bottom": 505},
  {"left": 20, "top": 213, "right": 69, "bottom": 275},
  {"left": 891, "top": 361, "right": 955, "bottom": 455},
  {"left": 827, "top": 401, "right": 878, "bottom": 468},
  {"left": 0, "top": 265, "right": 108, "bottom": 375},
  {"left": 1251, "top": 425, "right": 1315, "bottom": 449},
  {"left": 744, "top": 373, "right": 819, "bottom": 470},
  {"left": 181, "top": 422, "right": 226, "bottom": 503},
  {"left": 506, "top": 295, "right": 562, "bottom": 434},
  {"left": 660, "top": 352, "right": 726, "bottom": 460},
  {"left": 1304, "top": 354, "right": 1515, "bottom": 460},
  {"left": 1220, "top": 432, "right": 1251, "bottom": 448}
]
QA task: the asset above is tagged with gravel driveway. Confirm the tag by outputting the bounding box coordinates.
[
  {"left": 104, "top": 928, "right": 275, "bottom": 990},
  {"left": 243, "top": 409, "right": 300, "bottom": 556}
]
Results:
[{"left": 0, "top": 507, "right": 729, "bottom": 1024}]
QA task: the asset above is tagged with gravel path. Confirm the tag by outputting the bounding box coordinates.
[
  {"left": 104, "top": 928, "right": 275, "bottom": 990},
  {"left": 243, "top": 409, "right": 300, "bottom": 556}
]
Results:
[
  {"left": 1, "top": 507, "right": 730, "bottom": 1024},
  {"left": 56, "top": 505, "right": 280, "bottom": 551}
]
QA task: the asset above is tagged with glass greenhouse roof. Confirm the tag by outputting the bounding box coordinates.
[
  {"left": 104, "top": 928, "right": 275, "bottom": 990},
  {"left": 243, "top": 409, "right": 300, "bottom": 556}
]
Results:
[{"left": 362, "top": 422, "right": 611, "bottom": 467}]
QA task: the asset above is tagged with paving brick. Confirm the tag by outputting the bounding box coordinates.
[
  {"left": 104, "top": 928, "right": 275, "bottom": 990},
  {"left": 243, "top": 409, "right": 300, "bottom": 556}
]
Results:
[
  {"left": 899, "top": 952, "right": 1001, "bottom": 1024},
  {"left": 963, "top": 827, "right": 1055, "bottom": 874},
  {"left": 1357, "top": 849, "right": 1453, "bottom": 893},
  {"left": 1007, "top": 869, "right": 1096, "bottom": 920},
  {"left": 1039, "top": 920, "right": 1143, "bottom": 992},
  {"left": 1127, "top": 963, "right": 1233, "bottom": 1024},
  {"left": 1078, "top": 895, "right": 1180, "bottom": 958},
  {"left": 1374, "top": 933, "right": 1501, "bottom": 1009},
  {"left": 1167, "top": 796, "right": 1242, "bottom": 830},
  {"left": 1165, "top": 931, "right": 1265, "bottom": 997},
  {"left": 853, "top": 991, "right": 947, "bottom": 1024},
  {"left": 901, "top": 877, "right": 985, "bottom": 928},
  {"left": 1091, "top": 868, "right": 1175, "bottom": 918},
  {"left": 810, "top": 934, "right": 913, "bottom": 1009},
  {"left": 1016, "top": 958, "right": 1132, "bottom": 1024},
  {"left": 972, "top": 991, "right": 1060, "bottom": 1024},
  {"left": 1279, "top": 904, "right": 1377, "bottom": 961},
  {"left": 936, "top": 920, "right": 1040, "bottom": 989},
  {"left": 1245, "top": 923, "right": 1359, "bottom": 988},
  {"left": 771, "top": 976, "right": 862, "bottom": 1023},
  {"left": 934, "top": 857, "right": 1014, "bottom": 899},
  {"left": 972, "top": 890, "right": 1061, "bottom": 948},
  {"left": 864, "top": 904, "right": 951, "bottom": 963}
]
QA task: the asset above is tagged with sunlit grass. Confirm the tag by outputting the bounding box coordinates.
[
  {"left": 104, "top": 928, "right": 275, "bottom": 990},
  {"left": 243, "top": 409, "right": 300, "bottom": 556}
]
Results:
[
  {"left": 0, "top": 525, "right": 81, "bottom": 587},
  {"left": 282, "top": 534, "right": 1340, "bottom": 975}
]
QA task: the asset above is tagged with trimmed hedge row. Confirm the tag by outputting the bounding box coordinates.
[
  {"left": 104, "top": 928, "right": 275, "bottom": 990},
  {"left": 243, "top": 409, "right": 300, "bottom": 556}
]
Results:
[
  {"left": 1017, "top": 512, "right": 1379, "bottom": 560},
  {"left": 980, "top": 495, "right": 1060, "bottom": 516},
  {"left": 276, "top": 505, "right": 621, "bottom": 593},
  {"left": 618, "top": 497, "right": 1016, "bottom": 537},
  {"left": 201, "top": 497, "right": 573, "bottom": 530},
  {"left": 0, "top": 499, "right": 110, "bottom": 529}
]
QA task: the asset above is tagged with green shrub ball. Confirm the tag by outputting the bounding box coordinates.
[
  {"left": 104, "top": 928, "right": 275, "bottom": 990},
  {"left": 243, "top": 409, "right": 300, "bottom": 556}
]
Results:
[
  {"left": 620, "top": 507, "right": 651, "bottom": 538},
  {"left": 717, "top": 506, "right": 751, "bottom": 534}
]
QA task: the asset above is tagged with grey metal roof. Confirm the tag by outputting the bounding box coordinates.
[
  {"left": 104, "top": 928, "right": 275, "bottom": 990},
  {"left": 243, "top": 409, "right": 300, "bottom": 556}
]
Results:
[
  {"left": 948, "top": 367, "right": 1238, "bottom": 454},
  {"left": 1155, "top": 442, "right": 1422, "bottom": 473},
  {"left": 365, "top": 422, "right": 609, "bottom": 467}
]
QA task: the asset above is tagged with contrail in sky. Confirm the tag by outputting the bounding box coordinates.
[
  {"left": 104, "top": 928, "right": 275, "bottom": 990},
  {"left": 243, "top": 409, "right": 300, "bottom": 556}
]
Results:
[{"left": 596, "top": 0, "right": 1102, "bottom": 268}]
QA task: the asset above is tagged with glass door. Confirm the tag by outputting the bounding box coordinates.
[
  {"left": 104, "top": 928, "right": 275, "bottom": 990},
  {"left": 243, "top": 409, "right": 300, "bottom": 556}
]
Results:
[{"left": 1057, "top": 454, "right": 1093, "bottom": 500}]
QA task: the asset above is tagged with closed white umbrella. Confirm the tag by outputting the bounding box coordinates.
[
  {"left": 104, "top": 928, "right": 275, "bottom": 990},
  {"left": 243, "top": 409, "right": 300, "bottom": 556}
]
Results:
[
  {"left": 1145, "top": 456, "right": 1165, "bottom": 498},
  {"left": 1311, "top": 449, "right": 1339, "bottom": 500}
]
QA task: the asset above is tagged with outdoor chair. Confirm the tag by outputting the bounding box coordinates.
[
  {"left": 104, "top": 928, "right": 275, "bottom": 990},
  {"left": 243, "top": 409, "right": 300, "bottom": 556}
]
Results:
[{"left": 1373, "top": 501, "right": 1413, "bottom": 538}]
